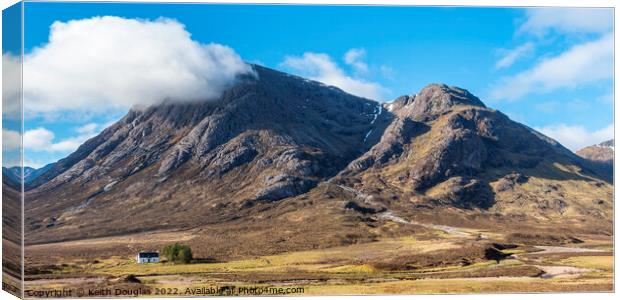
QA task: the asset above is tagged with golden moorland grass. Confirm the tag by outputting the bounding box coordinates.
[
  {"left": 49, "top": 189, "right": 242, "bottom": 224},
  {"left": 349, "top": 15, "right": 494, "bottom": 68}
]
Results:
[
  {"left": 560, "top": 256, "right": 614, "bottom": 272},
  {"left": 23, "top": 222, "right": 614, "bottom": 295}
]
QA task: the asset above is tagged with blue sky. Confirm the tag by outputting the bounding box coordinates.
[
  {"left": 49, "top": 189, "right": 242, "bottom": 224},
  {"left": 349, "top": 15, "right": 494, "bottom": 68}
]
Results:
[{"left": 2, "top": 2, "right": 614, "bottom": 168}]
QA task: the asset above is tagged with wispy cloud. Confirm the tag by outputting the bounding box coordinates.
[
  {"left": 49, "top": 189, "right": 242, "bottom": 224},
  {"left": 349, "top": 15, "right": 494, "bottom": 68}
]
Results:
[
  {"left": 281, "top": 52, "right": 385, "bottom": 100},
  {"left": 535, "top": 123, "right": 613, "bottom": 152},
  {"left": 343, "top": 48, "right": 369, "bottom": 73},
  {"left": 17, "top": 16, "right": 253, "bottom": 118},
  {"left": 495, "top": 42, "right": 534, "bottom": 69},
  {"left": 518, "top": 8, "right": 613, "bottom": 36},
  {"left": 489, "top": 33, "right": 613, "bottom": 100}
]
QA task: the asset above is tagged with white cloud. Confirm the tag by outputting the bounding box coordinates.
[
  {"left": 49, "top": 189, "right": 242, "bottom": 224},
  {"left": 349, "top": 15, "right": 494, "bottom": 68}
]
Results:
[
  {"left": 2, "top": 53, "right": 21, "bottom": 118},
  {"left": 23, "top": 123, "right": 105, "bottom": 153},
  {"left": 489, "top": 33, "right": 613, "bottom": 100},
  {"left": 21, "top": 16, "right": 253, "bottom": 117},
  {"left": 343, "top": 48, "right": 368, "bottom": 73},
  {"left": 2, "top": 129, "right": 21, "bottom": 151},
  {"left": 24, "top": 128, "right": 56, "bottom": 151},
  {"left": 519, "top": 8, "right": 613, "bottom": 36},
  {"left": 495, "top": 42, "right": 534, "bottom": 69},
  {"left": 281, "top": 52, "right": 384, "bottom": 100},
  {"left": 535, "top": 123, "right": 613, "bottom": 152}
]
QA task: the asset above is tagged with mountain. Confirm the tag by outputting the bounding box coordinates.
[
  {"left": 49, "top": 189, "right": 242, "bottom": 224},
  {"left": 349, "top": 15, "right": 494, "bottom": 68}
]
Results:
[
  {"left": 2, "top": 167, "right": 20, "bottom": 186},
  {"left": 24, "top": 66, "right": 613, "bottom": 252},
  {"left": 333, "top": 84, "right": 611, "bottom": 229},
  {"left": 24, "top": 164, "right": 55, "bottom": 184},
  {"left": 577, "top": 139, "right": 614, "bottom": 165},
  {"left": 25, "top": 65, "right": 381, "bottom": 243},
  {"left": 3, "top": 164, "right": 55, "bottom": 186}
]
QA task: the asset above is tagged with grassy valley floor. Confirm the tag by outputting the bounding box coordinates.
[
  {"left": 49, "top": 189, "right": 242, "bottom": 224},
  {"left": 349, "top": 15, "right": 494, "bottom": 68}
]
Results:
[{"left": 20, "top": 221, "right": 613, "bottom": 297}]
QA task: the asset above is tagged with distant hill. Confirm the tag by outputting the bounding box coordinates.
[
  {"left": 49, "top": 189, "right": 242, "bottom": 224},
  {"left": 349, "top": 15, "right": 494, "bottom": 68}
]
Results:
[
  {"left": 577, "top": 139, "right": 614, "bottom": 165},
  {"left": 2, "top": 164, "right": 55, "bottom": 186},
  {"left": 2, "top": 167, "right": 21, "bottom": 186}
]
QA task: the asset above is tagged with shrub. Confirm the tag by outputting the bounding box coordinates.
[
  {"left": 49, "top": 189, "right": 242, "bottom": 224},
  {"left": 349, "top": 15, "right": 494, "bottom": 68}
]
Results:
[{"left": 162, "top": 243, "right": 193, "bottom": 264}]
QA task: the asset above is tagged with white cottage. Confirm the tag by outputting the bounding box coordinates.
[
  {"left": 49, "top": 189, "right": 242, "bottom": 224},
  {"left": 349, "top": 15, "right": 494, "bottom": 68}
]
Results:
[{"left": 136, "top": 252, "right": 160, "bottom": 263}]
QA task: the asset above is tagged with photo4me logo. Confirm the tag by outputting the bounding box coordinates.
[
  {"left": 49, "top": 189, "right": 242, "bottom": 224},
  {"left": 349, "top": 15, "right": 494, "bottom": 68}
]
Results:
[{"left": 185, "top": 285, "right": 305, "bottom": 296}]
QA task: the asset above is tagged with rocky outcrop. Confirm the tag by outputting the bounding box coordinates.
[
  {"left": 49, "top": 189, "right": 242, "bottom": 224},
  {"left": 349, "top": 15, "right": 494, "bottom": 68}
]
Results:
[
  {"left": 207, "top": 140, "right": 258, "bottom": 176},
  {"left": 254, "top": 174, "right": 316, "bottom": 201},
  {"left": 409, "top": 113, "right": 488, "bottom": 190},
  {"left": 495, "top": 173, "right": 528, "bottom": 192},
  {"left": 428, "top": 176, "right": 495, "bottom": 209},
  {"left": 251, "top": 146, "right": 329, "bottom": 202},
  {"left": 345, "top": 117, "right": 425, "bottom": 173}
]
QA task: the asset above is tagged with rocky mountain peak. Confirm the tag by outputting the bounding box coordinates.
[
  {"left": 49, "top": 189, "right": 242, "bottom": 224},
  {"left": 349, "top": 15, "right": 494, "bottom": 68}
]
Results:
[
  {"left": 417, "top": 83, "right": 485, "bottom": 107},
  {"left": 386, "top": 84, "right": 485, "bottom": 122}
]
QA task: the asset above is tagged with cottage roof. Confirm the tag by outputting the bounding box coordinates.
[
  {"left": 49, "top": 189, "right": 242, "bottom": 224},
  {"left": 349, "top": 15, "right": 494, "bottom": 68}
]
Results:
[{"left": 138, "top": 252, "right": 159, "bottom": 258}]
